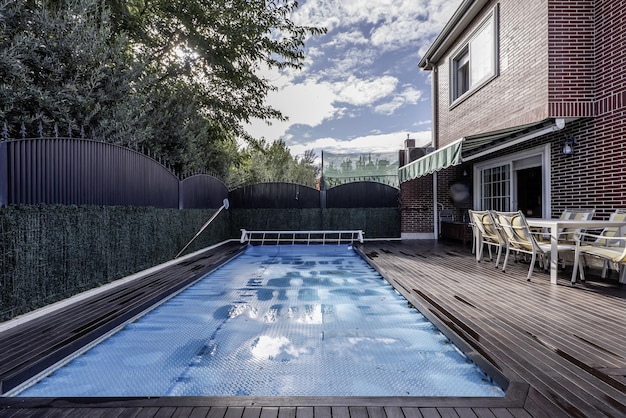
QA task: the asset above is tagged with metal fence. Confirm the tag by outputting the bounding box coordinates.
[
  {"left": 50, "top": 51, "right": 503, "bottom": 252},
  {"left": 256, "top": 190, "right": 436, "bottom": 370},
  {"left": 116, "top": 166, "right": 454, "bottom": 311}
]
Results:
[
  {"left": 0, "top": 137, "right": 227, "bottom": 209},
  {"left": 229, "top": 183, "right": 320, "bottom": 209},
  {"left": 0, "top": 136, "right": 398, "bottom": 210}
]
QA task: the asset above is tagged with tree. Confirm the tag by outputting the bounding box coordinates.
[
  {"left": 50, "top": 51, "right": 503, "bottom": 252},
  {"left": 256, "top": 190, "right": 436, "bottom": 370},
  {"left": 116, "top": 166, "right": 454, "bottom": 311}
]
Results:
[
  {"left": 226, "top": 139, "right": 319, "bottom": 188},
  {"left": 0, "top": 0, "right": 325, "bottom": 177},
  {"left": 105, "top": 0, "right": 326, "bottom": 139},
  {"left": 0, "top": 0, "right": 144, "bottom": 136}
]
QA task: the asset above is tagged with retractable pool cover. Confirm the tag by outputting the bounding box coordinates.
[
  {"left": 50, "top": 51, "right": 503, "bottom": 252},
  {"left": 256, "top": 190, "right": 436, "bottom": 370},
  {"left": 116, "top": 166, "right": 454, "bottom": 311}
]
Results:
[{"left": 14, "top": 245, "right": 504, "bottom": 397}]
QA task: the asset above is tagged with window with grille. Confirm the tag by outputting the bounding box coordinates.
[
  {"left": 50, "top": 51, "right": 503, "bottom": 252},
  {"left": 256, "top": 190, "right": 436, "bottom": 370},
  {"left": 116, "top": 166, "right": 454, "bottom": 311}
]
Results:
[{"left": 480, "top": 164, "right": 510, "bottom": 211}]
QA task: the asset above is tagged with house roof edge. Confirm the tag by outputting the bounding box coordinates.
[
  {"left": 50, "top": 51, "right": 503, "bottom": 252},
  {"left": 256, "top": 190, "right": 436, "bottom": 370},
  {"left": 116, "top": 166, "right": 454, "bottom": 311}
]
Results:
[{"left": 418, "top": 0, "right": 491, "bottom": 70}]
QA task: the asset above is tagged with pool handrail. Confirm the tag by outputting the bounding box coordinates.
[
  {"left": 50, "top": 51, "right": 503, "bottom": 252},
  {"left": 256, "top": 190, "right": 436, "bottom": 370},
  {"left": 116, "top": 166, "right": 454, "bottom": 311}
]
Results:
[{"left": 239, "top": 229, "right": 364, "bottom": 245}]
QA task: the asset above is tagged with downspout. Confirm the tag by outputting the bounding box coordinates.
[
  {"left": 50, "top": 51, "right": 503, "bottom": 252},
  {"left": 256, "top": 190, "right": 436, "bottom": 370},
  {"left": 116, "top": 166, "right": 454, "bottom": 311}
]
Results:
[{"left": 430, "top": 61, "right": 440, "bottom": 239}]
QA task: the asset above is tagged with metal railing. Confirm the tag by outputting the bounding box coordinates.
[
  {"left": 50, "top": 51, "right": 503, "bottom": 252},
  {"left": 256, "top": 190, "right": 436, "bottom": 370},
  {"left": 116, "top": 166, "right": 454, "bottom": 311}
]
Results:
[{"left": 239, "top": 229, "right": 364, "bottom": 245}]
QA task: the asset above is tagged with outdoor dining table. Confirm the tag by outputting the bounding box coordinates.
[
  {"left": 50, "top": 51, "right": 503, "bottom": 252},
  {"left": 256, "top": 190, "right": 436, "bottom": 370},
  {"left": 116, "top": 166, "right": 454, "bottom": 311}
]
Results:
[{"left": 526, "top": 218, "right": 626, "bottom": 284}]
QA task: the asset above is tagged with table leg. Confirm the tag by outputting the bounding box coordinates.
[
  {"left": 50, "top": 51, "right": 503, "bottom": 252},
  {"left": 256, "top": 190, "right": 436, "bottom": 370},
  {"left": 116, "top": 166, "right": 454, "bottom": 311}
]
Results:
[{"left": 549, "top": 225, "right": 558, "bottom": 284}]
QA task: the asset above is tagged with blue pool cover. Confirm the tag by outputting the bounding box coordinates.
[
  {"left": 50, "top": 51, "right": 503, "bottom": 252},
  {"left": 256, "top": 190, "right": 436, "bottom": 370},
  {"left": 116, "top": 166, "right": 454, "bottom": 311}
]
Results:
[{"left": 15, "top": 245, "right": 504, "bottom": 397}]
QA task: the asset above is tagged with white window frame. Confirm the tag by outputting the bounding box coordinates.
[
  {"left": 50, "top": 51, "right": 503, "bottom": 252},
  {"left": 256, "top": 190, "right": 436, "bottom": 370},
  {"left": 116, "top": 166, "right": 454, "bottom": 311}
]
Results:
[
  {"left": 473, "top": 145, "right": 551, "bottom": 217},
  {"left": 450, "top": 4, "right": 499, "bottom": 105}
]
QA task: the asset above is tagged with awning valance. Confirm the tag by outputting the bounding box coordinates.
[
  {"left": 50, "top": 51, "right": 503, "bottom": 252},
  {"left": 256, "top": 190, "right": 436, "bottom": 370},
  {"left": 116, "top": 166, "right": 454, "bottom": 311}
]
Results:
[
  {"left": 398, "top": 118, "right": 565, "bottom": 183},
  {"left": 398, "top": 139, "right": 463, "bottom": 183}
]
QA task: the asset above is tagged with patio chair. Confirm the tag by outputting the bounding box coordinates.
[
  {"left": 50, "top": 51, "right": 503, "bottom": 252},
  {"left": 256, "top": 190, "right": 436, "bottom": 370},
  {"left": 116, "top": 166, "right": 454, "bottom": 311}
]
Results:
[
  {"left": 534, "top": 208, "right": 595, "bottom": 242},
  {"left": 494, "top": 210, "right": 554, "bottom": 281},
  {"left": 571, "top": 209, "right": 626, "bottom": 284},
  {"left": 468, "top": 210, "right": 505, "bottom": 267},
  {"left": 558, "top": 208, "right": 596, "bottom": 243}
]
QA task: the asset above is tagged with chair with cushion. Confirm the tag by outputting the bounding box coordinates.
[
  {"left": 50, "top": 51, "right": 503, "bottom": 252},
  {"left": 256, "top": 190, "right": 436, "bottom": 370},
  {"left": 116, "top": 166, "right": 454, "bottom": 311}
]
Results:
[
  {"left": 558, "top": 208, "right": 596, "bottom": 243},
  {"left": 494, "top": 210, "right": 555, "bottom": 281},
  {"left": 571, "top": 209, "right": 626, "bottom": 284},
  {"left": 468, "top": 210, "right": 506, "bottom": 268}
]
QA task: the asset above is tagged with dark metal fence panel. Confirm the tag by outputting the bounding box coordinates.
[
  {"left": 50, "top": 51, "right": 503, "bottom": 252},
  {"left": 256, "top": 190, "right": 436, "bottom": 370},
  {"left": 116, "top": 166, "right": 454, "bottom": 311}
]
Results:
[
  {"left": 229, "top": 182, "right": 319, "bottom": 209},
  {"left": 326, "top": 181, "right": 399, "bottom": 208},
  {"left": 180, "top": 174, "right": 228, "bottom": 209},
  {"left": 0, "top": 142, "right": 7, "bottom": 207},
  {"left": 4, "top": 138, "right": 179, "bottom": 208}
]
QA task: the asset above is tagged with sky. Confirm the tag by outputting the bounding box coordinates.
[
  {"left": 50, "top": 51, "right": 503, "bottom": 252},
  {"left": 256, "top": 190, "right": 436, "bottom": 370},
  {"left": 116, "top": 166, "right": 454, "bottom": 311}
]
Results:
[{"left": 244, "top": 0, "right": 463, "bottom": 159}]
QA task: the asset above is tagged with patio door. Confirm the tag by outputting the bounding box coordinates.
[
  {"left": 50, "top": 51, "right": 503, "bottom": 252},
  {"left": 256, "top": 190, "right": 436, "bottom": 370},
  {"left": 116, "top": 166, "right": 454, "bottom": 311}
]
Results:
[
  {"left": 473, "top": 145, "right": 550, "bottom": 217},
  {"left": 515, "top": 165, "right": 542, "bottom": 218}
]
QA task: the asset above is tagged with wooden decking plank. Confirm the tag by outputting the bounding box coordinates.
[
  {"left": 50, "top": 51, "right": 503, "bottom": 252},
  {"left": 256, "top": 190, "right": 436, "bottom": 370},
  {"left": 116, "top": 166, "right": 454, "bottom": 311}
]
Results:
[
  {"left": 399, "top": 407, "right": 423, "bottom": 418},
  {"left": 382, "top": 406, "right": 404, "bottom": 418},
  {"left": 432, "top": 407, "right": 460, "bottom": 418},
  {"left": 100, "top": 408, "right": 137, "bottom": 418},
  {"left": 258, "top": 407, "right": 278, "bottom": 418},
  {"left": 295, "top": 407, "right": 313, "bottom": 418},
  {"left": 450, "top": 409, "right": 476, "bottom": 418},
  {"left": 347, "top": 407, "right": 368, "bottom": 418},
  {"left": 277, "top": 407, "right": 296, "bottom": 418},
  {"left": 471, "top": 408, "right": 497, "bottom": 418},
  {"left": 329, "top": 407, "right": 350, "bottom": 418},
  {"left": 434, "top": 280, "right": 619, "bottom": 412},
  {"left": 207, "top": 406, "right": 228, "bottom": 418},
  {"left": 130, "top": 407, "right": 161, "bottom": 418},
  {"left": 313, "top": 406, "right": 332, "bottom": 418},
  {"left": 223, "top": 407, "right": 244, "bottom": 418},
  {"left": 359, "top": 241, "right": 626, "bottom": 417},
  {"left": 365, "top": 406, "right": 385, "bottom": 418},
  {"left": 189, "top": 406, "right": 211, "bottom": 418},
  {"left": 416, "top": 408, "right": 441, "bottom": 418},
  {"left": 152, "top": 406, "right": 177, "bottom": 418},
  {"left": 503, "top": 409, "right": 532, "bottom": 418},
  {"left": 241, "top": 407, "right": 262, "bottom": 418}
]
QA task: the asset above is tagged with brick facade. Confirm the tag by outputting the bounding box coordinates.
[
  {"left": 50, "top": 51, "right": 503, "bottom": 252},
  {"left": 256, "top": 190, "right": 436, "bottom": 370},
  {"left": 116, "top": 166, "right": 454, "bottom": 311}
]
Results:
[
  {"left": 436, "top": 0, "right": 550, "bottom": 146},
  {"left": 402, "top": 0, "right": 626, "bottom": 237},
  {"left": 400, "top": 175, "right": 434, "bottom": 237}
]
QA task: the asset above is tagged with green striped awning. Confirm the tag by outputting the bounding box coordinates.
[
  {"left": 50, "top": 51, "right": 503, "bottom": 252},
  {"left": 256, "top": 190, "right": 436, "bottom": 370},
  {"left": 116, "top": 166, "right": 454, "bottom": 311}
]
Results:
[{"left": 398, "top": 139, "right": 463, "bottom": 183}]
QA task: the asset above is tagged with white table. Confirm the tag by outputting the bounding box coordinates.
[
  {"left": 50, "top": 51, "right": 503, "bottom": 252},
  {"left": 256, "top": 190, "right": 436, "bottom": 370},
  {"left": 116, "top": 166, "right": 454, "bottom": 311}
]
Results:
[{"left": 526, "top": 218, "right": 626, "bottom": 284}]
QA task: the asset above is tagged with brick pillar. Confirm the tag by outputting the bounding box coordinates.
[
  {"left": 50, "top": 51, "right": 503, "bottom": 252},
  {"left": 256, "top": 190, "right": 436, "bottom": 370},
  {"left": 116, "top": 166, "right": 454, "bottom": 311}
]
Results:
[{"left": 400, "top": 175, "right": 435, "bottom": 239}]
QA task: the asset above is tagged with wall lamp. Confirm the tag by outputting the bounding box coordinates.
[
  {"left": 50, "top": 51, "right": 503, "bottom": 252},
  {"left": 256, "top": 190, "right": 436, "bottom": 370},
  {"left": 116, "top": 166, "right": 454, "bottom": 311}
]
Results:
[{"left": 562, "top": 136, "right": 577, "bottom": 155}]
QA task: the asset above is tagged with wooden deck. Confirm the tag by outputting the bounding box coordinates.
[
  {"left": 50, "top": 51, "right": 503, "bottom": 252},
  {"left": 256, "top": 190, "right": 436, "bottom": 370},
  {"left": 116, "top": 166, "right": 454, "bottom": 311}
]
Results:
[{"left": 1, "top": 239, "right": 625, "bottom": 417}]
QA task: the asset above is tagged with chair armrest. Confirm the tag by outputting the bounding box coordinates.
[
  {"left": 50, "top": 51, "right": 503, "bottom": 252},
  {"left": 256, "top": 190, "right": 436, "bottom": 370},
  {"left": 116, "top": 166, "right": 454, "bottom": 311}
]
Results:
[{"left": 575, "top": 231, "right": 626, "bottom": 247}]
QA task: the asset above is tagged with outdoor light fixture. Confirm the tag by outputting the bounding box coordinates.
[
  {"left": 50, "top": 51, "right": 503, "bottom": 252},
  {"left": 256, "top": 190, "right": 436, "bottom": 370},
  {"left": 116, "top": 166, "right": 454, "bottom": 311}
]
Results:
[{"left": 562, "top": 136, "right": 576, "bottom": 155}]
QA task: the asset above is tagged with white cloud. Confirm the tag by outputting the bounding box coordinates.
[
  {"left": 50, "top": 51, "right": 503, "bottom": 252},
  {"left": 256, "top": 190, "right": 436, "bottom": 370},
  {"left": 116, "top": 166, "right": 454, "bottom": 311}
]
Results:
[
  {"left": 289, "top": 130, "right": 432, "bottom": 157},
  {"left": 244, "top": 0, "right": 461, "bottom": 154},
  {"left": 333, "top": 75, "right": 398, "bottom": 106},
  {"left": 294, "top": 0, "right": 462, "bottom": 51},
  {"left": 245, "top": 74, "right": 400, "bottom": 141},
  {"left": 374, "top": 85, "right": 423, "bottom": 115}
]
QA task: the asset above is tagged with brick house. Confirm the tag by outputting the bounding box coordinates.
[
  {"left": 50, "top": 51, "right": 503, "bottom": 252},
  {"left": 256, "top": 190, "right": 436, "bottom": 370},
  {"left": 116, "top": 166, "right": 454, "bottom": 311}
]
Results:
[{"left": 399, "top": 0, "right": 626, "bottom": 240}]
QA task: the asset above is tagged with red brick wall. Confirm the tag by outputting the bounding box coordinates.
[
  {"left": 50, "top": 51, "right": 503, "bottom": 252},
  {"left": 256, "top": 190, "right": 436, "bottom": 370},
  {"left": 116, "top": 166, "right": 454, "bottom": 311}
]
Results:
[
  {"left": 548, "top": 0, "right": 595, "bottom": 117},
  {"left": 400, "top": 175, "right": 434, "bottom": 234},
  {"left": 551, "top": 0, "right": 626, "bottom": 218}
]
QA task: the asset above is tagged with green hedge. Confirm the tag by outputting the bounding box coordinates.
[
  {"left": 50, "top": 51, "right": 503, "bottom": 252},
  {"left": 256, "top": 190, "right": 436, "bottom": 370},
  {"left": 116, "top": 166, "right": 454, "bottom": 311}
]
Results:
[
  {"left": 229, "top": 208, "right": 400, "bottom": 239},
  {"left": 0, "top": 206, "right": 229, "bottom": 321},
  {"left": 0, "top": 206, "right": 399, "bottom": 322}
]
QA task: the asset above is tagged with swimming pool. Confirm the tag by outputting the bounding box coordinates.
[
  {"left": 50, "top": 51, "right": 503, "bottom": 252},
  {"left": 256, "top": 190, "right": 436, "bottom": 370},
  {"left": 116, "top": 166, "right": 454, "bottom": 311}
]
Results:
[{"left": 12, "top": 244, "right": 504, "bottom": 397}]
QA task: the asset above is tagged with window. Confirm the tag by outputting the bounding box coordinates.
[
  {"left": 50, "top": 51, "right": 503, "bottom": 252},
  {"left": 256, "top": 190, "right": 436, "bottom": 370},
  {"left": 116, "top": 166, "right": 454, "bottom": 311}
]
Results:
[
  {"left": 480, "top": 164, "right": 511, "bottom": 212},
  {"left": 451, "top": 6, "right": 498, "bottom": 103}
]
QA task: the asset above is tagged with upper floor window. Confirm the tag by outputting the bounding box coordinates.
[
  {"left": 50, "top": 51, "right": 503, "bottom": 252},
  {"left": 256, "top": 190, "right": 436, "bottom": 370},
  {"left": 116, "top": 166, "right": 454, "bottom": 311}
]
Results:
[{"left": 450, "top": 6, "right": 499, "bottom": 104}]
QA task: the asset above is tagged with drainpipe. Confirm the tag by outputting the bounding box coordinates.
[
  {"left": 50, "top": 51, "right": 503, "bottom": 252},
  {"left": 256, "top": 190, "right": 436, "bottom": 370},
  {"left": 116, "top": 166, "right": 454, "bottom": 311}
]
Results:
[{"left": 430, "top": 62, "right": 440, "bottom": 239}]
